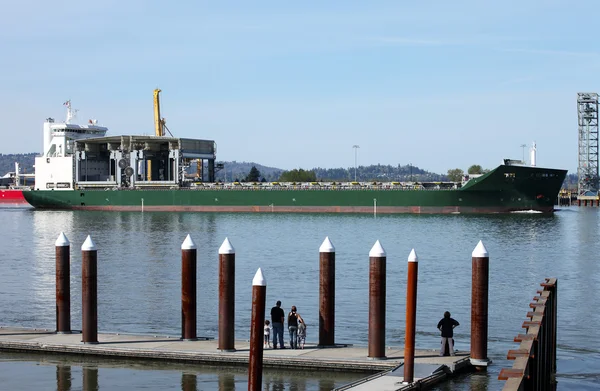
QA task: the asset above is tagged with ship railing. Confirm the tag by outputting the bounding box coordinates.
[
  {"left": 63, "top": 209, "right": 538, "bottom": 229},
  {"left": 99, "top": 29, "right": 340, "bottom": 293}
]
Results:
[
  {"left": 135, "top": 181, "right": 178, "bottom": 187},
  {"left": 76, "top": 181, "right": 118, "bottom": 188},
  {"left": 177, "top": 183, "right": 460, "bottom": 191}
]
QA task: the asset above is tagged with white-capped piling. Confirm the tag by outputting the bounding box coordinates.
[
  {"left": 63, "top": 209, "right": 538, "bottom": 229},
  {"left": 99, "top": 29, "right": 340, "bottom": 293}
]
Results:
[
  {"left": 181, "top": 234, "right": 197, "bottom": 341},
  {"left": 81, "top": 235, "right": 98, "bottom": 344},
  {"left": 368, "top": 240, "right": 386, "bottom": 360},
  {"left": 55, "top": 232, "right": 71, "bottom": 334},
  {"left": 403, "top": 249, "right": 419, "bottom": 383},
  {"left": 248, "top": 268, "right": 267, "bottom": 391},
  {"left": 218, "top": 237, "right": 235, "bottom": 351},
  {"left": 471, "top": 240, "right": 490, "bottom": 366},
  {"left": 319, "top": 236, "right": 336, "bottom": 347}
]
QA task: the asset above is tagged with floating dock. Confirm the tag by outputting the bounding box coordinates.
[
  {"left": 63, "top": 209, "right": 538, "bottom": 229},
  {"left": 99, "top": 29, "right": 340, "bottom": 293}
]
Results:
[{"left": 0, "top": 327, "right": 471, "bottom": 389}]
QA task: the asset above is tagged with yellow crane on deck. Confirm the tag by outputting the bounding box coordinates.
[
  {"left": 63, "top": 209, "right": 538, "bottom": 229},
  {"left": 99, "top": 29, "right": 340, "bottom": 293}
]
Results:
[
  {"left": 153, "top": 88, "right": 164, "bottom": 137},
  {"left": 148, "top": 89, "right": 175, "bottom": 181},
  {"left": 150, "top": 88, "right": 200, "bottom": 181}
]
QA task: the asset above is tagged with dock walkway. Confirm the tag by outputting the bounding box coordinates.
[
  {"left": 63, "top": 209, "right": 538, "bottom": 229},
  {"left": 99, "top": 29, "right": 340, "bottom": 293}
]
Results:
[{"left": 0, "top": 327, "right": 471, "bottom": 389}]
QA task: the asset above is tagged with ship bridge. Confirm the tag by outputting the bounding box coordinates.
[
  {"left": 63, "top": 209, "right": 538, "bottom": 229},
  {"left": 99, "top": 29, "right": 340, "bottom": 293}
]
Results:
[{"left": 70, "top": 135, "right": 216, "bottom": 190}]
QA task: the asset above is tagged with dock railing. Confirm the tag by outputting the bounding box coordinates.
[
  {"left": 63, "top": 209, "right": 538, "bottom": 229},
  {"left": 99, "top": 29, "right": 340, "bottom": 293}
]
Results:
[{"left": 498, "top": 278, "right": 557, "bottom": 391}]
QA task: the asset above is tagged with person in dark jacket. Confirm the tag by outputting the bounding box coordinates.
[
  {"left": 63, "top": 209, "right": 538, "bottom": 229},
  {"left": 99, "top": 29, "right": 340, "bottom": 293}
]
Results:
[
  {"left": 437, "top": 311, "right": 459, "bottom": 356},
  {"left": 270, "top": 301, "right": 285, "bottom": 349}
]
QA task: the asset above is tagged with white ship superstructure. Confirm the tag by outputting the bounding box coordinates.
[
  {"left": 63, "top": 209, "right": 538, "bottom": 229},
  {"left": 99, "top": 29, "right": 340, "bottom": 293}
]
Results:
[
  {"left": 34, "top": 101, "right": 108, "bottom": 190},
  {"left": 33, "top": 100, "right": 217, "bottom": 191}
]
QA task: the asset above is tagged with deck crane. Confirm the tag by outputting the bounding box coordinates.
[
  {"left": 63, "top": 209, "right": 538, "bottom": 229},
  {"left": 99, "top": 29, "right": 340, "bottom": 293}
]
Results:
[
  {"left": 153, "top": 89, "right": 173, "bottom": 137},
  {"left": 148, "top": 89, "right": 174, "bottom": 180}
]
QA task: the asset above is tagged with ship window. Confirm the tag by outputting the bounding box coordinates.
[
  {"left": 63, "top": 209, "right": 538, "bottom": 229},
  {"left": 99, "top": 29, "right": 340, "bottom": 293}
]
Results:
[{"left": 504, "top": 173, "right": 515, "bottom": 178}]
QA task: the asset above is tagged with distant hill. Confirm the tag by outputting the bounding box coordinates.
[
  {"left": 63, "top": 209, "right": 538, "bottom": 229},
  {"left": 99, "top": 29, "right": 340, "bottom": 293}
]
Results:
[
  {"left": 312, "top": 164, "right": 444, "bottom": 182},
  {"left": 207, "top": 162, "right": 443, "bottom": 182},
  {"left": 0, "top": 153, "right": 35, "bottom": 176},
  {"left": 211, "top": 161, "right": 284, "bottom": 182}
]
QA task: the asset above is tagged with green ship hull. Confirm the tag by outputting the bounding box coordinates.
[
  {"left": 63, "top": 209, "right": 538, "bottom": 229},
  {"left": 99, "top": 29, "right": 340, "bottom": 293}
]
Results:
[{"left": 23, "top": 164, "right": 567, "bottom": 214}]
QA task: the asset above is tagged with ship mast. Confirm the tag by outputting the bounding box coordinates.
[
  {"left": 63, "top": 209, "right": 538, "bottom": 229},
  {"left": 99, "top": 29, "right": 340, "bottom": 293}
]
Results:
[{"left": 64, "top": 100, "right": 78, "bottom": 124}]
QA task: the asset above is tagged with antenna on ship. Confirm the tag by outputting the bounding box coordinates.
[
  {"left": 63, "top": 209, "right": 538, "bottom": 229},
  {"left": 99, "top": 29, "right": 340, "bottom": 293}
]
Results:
[
  {"left": 520, "top": 144, "right": 527, "bottom": 164},
  {"left": 64, "top": 100, "right": 79, "bottom": 124}
]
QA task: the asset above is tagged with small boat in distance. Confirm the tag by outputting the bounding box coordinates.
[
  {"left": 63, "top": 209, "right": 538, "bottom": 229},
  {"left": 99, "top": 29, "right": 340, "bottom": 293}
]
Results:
[
  {"left": 0, "top": 163, "right": 34, "bottom": 208},
  {"left": 23, "top": 100, "right": 568, "bottom": 214}
]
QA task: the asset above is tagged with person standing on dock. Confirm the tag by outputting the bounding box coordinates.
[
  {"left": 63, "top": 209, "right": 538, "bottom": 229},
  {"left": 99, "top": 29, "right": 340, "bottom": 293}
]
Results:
[
  {"left": 288, "top": 306, "right": 299, "bottom": 349},
  {"left": 437, "top": 311, "right": 459, "bottom": 356},
  {"left": 270, "top": 300, "right": 285, "bottom": 349}
]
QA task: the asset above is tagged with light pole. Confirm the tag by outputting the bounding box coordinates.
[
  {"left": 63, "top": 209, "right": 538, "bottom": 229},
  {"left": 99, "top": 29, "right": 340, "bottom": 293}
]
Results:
[
  {"left": 520, "top": 144, "right": 527, "bottom": 163},
  {"left": 353, "top": 145, "right": 360, "bottom": 182}
]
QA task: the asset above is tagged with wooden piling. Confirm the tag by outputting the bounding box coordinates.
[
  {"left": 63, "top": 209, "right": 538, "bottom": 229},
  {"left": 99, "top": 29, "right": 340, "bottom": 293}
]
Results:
[
  {"left": 248, "top": 268, "right": 267, "bottom": 391},
  {"left": 319, "top": 236, "right": 335, "bottom": 347},
  {"left": 403, "top": 249, "right": 418, "bottom": 383},
  {"left": 55, "top": 232, "right": 71, "bottom": 334},
  {"left": 368, "top": 240, "right": 386, "bottom": 360},
  {"left": 470, "top": 240, "right": 490, "bottom": 366},
  {"left": 218, "top": 237, "right": 235, "bottom": 351},
  {"left": 81, "top": 235, "right": 98, "bottom": 344},
  {"left": 181, "top": 234, "right": 197, "bottom": 341}
]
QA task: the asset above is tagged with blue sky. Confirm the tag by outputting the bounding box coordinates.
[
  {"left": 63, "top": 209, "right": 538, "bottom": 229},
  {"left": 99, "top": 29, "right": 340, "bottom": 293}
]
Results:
[{"left": 0, "top": 1, "right": 597, "bottom": 174}]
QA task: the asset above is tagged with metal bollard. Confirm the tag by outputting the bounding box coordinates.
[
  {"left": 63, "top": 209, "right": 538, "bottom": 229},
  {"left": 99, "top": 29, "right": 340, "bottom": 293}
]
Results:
[
  {"left": 319, "top": 236, "right": 335, "bottom": 347},
  {"left": 218, "top": 237, "right": 235, "bottom": 351},
  {"left": 403, "top": 249, "right": 418, "bottom": 383},
  {"left": 368, "top": 240, "right": 386, "bottom": 360},
  {"left": 248, "top": 268, "right": 267, "bottom": 391},
  {"left": 470, "top": 240, "right": 490, "bottom": 366},
  {"left": 81, "top": 235, "right": 98, "bottom": 344},
  {"left": 181, "top": 234, "right": 197, "bottom": 341},
  {"left": 55, "top": 232, "right": 71, "bottom": 334}
]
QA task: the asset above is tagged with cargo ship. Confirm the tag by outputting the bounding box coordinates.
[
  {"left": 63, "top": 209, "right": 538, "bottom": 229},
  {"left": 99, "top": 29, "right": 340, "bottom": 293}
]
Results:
[{"left": 23, "top": 101, "right": 567, "bottom": 214}]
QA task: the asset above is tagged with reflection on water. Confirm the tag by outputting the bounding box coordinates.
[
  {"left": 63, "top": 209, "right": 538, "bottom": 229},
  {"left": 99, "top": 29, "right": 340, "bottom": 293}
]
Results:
[
  {"left": 218, "top": 372, "right": 235, "bottom": 390},
  {"left": 181, "top": 372, "right": 197, "bottom": 391},
  {"left": 318, "top": 378, "right": 335, "bottom": 391},
  {"left": 0, "top": 352, "right": 363, "bottom": 390},
  {"left": 56, "top": 364, "right": 71, "bottom": 391},
  {"left": 83, "top": 366, "right": 99, "bottom": 391}
]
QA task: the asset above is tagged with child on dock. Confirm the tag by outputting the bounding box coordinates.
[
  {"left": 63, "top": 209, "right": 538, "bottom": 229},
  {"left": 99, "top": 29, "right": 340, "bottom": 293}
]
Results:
[
  {"left": 297, "top": 319, "right": 306, "bottom": 349},
  {"left": 264, "top": 320, "right": 271, "bottom": 348}
]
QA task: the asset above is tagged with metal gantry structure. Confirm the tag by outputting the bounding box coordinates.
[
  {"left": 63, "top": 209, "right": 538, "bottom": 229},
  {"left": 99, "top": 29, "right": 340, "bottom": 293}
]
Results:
[{"left": 577, "top": 92, "right": 599, "bottom": 197}]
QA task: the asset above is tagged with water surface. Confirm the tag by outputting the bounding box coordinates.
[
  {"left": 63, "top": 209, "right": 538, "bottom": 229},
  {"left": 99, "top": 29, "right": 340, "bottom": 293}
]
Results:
[{"left": 0, "top": 206, "right": 597, "bottom": 390}]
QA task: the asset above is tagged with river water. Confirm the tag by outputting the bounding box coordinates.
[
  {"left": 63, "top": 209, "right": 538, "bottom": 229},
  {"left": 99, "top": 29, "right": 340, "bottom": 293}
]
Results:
[{"left": 0, "top": 207, "right": 598, "bottom": 390}]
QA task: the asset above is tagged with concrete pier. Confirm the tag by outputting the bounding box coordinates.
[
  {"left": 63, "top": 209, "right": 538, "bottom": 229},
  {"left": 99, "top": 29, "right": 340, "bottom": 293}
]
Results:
[{"left": 0, "top": 327, "right": 470, "bottom": 377}]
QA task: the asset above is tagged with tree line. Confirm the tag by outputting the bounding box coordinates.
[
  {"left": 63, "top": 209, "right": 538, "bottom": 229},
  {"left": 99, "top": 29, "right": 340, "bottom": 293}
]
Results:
[{"left": 446, "top": 164, "right": 488, "bottom": 182}]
